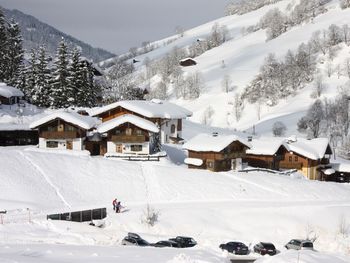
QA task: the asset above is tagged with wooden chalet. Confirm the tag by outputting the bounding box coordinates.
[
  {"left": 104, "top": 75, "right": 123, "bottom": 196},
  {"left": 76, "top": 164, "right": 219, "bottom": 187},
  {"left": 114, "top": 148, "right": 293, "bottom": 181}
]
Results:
[
  {"left": 0, "top": 125, "right": 38, "bottom": 146},
  {"left": 244, "top": 137, "right": 287, "bottom": 170},
  {"left": 0, "top": 83, "right": 24, "bottom": 105},
  {"left": 30, "top": 111, "right": 98, "bottom": 151},
  {"left": 91, "top": 99, "right": 192, "bottom": 146},
  {"left": 96, "top": 114, "right": 159, "bottom": 155},
  {"left": 183, "top": 133, "right": 250, "bottom": 172},
  {"left": 179, "top": 58, "right": 197, "bottom": 67},
  {"left": 279, "top": 137, "right": 332, "bottom": 180},
  {"left": 245, "top": 136, "right": 332, "bottom": 180}
]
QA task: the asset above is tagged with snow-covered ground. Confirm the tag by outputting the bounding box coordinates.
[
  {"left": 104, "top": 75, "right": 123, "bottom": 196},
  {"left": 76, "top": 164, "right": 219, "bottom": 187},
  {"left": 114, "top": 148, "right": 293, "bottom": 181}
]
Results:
[{"left": 1, "top": 145, "right": 350, "bottom": 262}]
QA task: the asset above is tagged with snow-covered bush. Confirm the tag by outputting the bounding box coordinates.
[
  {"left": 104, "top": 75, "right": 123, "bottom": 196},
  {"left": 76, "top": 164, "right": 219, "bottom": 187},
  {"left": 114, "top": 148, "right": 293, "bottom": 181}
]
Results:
[
  {"left": 272, "top": 121, "right": 287, "bottom": 137},
  {"left": 340, "top": 0, "right": 350, "bottom": 9},
  {"left": 141, "top": 205, "right": 160, "bottom": 227}
]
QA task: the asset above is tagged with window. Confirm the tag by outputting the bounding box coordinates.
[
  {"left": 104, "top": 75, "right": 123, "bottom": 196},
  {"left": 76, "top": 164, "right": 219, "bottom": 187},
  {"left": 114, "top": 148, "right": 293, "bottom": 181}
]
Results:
[
  {"left": 207, "top": 161, "right": 214, "bottom": 168},
  {"left": 294, "top": 156, "right": 298, "bottom": 162},
  {"left": 115, "top": 130, "right": 121, "bottom": 135},
  {"left": 136, "top": 129, "right": 142, "bottom": 135},
  {"left": 46, "top": 141, "right": 58, "bottom": 148},
  {"left": 126, "top": 128, "right": 132, "bottom": 136},
  {"left": 289, "top": 156, "right": 292, "bottom": 162},
  {"left": 130, "top": 145, "right": 142, "bottom": 152},
  {"left": 65, "top": 124, "right": 75, "bottom": 132},
  {"left": 171, "top": 124, "right": 176, "bottom": 134}
]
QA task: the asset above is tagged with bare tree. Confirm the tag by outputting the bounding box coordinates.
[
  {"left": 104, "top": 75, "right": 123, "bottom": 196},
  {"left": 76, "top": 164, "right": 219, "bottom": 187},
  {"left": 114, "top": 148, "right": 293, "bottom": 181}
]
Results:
[
  {"left": 222, "top": 74, "right": 232, "bottom": 93},
  {"left": 201, "top": 106, "right": 215, "bottom": 125},
  {"left": 175, "top": 26, "right": 185, "bottom": 37},
  {"left": 297, "top": 99, "right": 325, "bottom": 138},
  {"left": 312, "top": 75, "right": 326, "bottom": 98},
  {"left": 345, "top": 58, "right": 350, "bottom": 79},
  {"left": 234, "top": 93, "right": 244, "bottom": 121}
]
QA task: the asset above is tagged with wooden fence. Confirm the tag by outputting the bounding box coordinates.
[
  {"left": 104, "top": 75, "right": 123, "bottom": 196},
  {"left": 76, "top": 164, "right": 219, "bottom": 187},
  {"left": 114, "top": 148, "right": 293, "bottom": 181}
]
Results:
[{"left": 47, "top": 207, "right": 107, "bottom": 222}]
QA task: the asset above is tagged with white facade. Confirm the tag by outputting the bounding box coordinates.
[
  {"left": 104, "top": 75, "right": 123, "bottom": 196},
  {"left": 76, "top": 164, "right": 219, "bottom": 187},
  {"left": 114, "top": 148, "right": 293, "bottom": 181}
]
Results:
[
  {"left": 38, "top": 137, "right": 84, "bottom": 151},
  {"left": 160, "top": 119, "right": 182, "bottom": 144},
  {"left": 107, "top": 141, "right": 150, "bottom": 155}
]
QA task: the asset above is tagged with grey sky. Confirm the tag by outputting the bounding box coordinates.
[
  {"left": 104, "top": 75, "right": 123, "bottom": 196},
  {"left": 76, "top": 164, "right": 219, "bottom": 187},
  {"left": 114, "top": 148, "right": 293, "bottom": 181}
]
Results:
[{"left": 0, "top": 0, "right": 230, "bottom": 54}]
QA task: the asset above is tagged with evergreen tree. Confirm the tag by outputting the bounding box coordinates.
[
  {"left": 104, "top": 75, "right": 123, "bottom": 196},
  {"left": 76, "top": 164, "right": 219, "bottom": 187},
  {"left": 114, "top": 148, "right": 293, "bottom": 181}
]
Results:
[
  {"left": 6, "top": 20, "right": 24, "bottom": 85},
  {"left": 68, "top": 48, "right": 84, "bottom": 106},
  {"left": 80, "top": 59, "right": 98, "bottom": 107},
  {"left": 50, "top": 38, "right": 71, "bottom": 108},
  {"left": 0, "top": 8, "right": 8, "bottom": 82},
  {"left": 35, "top": 46, "right": 51, "bottom": 107},
  {"left": 24, "top": 49, "right": 37, "bottom": 103}
]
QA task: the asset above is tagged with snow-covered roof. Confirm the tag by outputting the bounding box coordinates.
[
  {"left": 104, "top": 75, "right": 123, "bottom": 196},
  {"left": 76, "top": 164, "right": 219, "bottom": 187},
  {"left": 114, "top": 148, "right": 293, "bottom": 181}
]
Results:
[
  {"left": 0, "top": 83, "right": 24, "bottom": 98},
  {"left": 183, "top": 133, "right": 250, "bottom": 152},
  {"left": 246, "top": 137, "right": 285, "bottom": 155},
  {"left": 184, "top": 158, "right": 203, "bottom": 166},
  {"left": 91, "top": 99, "right": 192, "bottom": 119},
  {"left": 97, "top": 114, "right": 159, "bottom": 133},
  {"left": 30, "top": 111, "right": 99, "bottom": 130},
  {"left": 283, "top": 138, "right": 331, "bottom": 160},
  {"left": 332, "top": 163, "right": 350, "bottom": 173}
]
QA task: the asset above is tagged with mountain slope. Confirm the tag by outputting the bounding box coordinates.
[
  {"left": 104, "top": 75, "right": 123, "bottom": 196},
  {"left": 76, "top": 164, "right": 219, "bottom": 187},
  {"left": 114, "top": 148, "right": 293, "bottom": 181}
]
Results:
[
  {"left": 106, "top": 0, "right": 350, "bottom": 136},
  {"left": 2, "top": 8, "right": 115, "bottom": 62}
]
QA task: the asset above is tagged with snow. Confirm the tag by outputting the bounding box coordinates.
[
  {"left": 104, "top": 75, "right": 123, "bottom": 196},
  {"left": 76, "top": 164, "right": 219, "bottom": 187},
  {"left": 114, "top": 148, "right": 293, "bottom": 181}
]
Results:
[
  {"left": 1, "top": 144, "right": 350, "bottom": 261},
  {"left": 255, "top": 250, "right": 350, "bottom": 263},
  {"left": 0, "top": 82, "right": 24, "bottom": 98},
  {"left": 323, "top": 168, "right": 336, "bottom": 175},
  {"left": 246, "top": 137, "right": 285, "bottom": 156},
  {"left": 183, "top": 133, "right": 250, "bottom": 152},
  {"left": 284, "top": 137, "right": 331, "bottom": 161},
  {"left": 184, "top": 157, "right": 203, "bottom": 166},
  {"left": 97, "top": 114, "right": 159, "bottom": 133},
  {"left": 29, "top": 111, "right": 99, "bottom": 130},
  {"left": 91, "top": 100, "right": 193, "bottom": 119}
]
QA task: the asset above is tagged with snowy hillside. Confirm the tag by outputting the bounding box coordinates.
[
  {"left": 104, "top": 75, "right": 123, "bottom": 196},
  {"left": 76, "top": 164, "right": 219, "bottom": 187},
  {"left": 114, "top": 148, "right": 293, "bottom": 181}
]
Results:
[
  {"left": 105, "top": 0, "right": 350, "bottom": 136},
  {"left": 1, "top": 146, "right": 350, "bottom": 262}
]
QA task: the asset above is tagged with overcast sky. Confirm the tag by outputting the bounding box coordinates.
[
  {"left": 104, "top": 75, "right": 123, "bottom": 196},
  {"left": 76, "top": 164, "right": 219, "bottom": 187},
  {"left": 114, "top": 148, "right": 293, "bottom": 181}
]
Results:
[{"left": 0, "top": 0, "right": 230, "bottom": 54}]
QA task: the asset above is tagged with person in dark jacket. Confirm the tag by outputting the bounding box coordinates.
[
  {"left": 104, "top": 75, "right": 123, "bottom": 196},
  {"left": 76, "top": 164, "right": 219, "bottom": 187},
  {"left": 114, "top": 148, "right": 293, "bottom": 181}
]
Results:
[{"left": 112, "top": 198, "right": 117, "bottom": 211}]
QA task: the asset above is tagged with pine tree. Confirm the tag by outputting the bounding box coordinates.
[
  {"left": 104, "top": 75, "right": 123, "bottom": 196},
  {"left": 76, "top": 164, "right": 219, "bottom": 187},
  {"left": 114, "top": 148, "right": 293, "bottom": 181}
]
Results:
[
  {"left": 0, "top": 8, "right": 8, "bottom": 82},
  {"left": 80, "top": 60, "right": 98, "bottom": 107},
  {"left": 6, "top": 20, "right": 24, "bottom": 85},
  {"left": 68, "top": 48, "right": 84, "bottom": 106},
  {"left": 50, "top": 38, "right": 71, "bottom": 108},
  {"left": 35, "top": 46, "right": 51, "bottom": 107},
  {"left": 24, "top": 49, "right": 37, "bottom": 103}
]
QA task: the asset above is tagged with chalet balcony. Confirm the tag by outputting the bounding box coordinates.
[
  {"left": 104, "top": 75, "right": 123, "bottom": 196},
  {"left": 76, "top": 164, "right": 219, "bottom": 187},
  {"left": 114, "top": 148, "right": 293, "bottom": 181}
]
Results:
[
  {"left": 41, "top": 131, "right": 79, "bottom": 139},
  {"left": 279, "top": 162, "right": 302, "bottom": 170},
  {"left": 111, "top": 134, "right": 146, "bottom": 143}
]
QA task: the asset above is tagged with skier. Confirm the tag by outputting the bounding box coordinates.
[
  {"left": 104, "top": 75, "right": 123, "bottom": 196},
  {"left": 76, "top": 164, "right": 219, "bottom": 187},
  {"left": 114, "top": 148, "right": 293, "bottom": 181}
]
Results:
[{"left": 116, "top": 201, "right": 124, "bottom": 213}]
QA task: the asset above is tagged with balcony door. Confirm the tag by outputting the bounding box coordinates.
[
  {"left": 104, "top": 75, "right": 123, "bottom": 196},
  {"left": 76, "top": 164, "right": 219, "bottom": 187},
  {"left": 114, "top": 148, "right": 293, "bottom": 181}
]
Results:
[
  {"left": 66, "top": 140, "right": 73, "bottom": 150},
  {"left": 116, "top": 144, "right": 123, "bottom": 153}
]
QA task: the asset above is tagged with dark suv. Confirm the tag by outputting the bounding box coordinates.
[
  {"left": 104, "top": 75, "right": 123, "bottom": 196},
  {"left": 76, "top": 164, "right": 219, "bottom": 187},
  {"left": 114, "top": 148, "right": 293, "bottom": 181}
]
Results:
[
  {"left": 121, "top": 232, "right": 150, "bottom": 246},
  {"left": 169, "top": 236, "right": 197, "bottom": 248},
  {"left": 253, "top": 242, "right": 277, "bottom": 256},
  {"left": 219, "top": 241, "right": 249, "bottom": 255}
]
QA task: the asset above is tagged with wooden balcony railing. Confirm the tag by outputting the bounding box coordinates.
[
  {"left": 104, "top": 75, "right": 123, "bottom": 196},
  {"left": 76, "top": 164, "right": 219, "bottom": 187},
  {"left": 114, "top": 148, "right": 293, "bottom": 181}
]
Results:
[
  {"left": 279, "top": 162, "right": 302, "bottom": 170},
  {"left": 111, "top": 135, "right": 146, "bottom": 143},
  {"left": 41, "top": 131, "right": 79, "bottom": 139}
]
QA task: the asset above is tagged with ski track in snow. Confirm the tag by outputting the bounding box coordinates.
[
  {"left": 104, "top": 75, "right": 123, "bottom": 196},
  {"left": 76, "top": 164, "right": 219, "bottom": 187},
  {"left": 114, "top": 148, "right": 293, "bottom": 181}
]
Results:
[
  {"left": 139, "top": 162, "right": 162, "bottom": 202},
  {"left": 18, "top": 151, "right": 72, "bottom": 209},
  {"left": 223, "top": 172, "right": 289, "bottom": 197}
]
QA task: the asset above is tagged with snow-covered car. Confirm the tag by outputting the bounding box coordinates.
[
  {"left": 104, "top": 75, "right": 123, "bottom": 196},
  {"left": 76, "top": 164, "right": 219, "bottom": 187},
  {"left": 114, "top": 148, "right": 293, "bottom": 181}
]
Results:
[
  {"left": 121, "top": 232, "right": 150, "bottom": 247},
  {"left": 253, "top": 242, "right": 277, "bottom": 256},
  {"left": 219, "top": 241, "right": 249, "bottom": 255},
  {"left": 285, "top": 239, "right": 313, "bottom": 250},
  {"left": 168, "top": 236, "right": 197, "bottom": 248},
  {"left": 151, "top": 240, "right": 180, "bottom": 248}
]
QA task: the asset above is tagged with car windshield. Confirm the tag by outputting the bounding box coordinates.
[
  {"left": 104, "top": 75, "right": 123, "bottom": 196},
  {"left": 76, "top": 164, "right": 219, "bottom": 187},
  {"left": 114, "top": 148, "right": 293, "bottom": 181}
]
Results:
[
  {"left": 264, "top": 244, "right": 275, "bottom": 249},
  {"left": 302, "top": 242, "right": 313, "bottom": 248}
]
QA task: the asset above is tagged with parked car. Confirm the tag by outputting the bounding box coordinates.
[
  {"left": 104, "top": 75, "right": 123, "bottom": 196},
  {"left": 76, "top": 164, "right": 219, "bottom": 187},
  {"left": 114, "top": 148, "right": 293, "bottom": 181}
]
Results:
[
  {"left": 169, "top": 236, "right": 197, "bottom": 248},
  {"left": 121, "top": 232, "right": 150, "bottom": 246},
  {"left": 253, "top": 242, "right": 277, "bottom": 256},
  {"left": 219, "top": 241, "right": 249, "bottom": 255},
  {"left": 285, "top": 239, "right": 313, "bottom": 250},
  {"left": 151, "top": 240, "right": 180, "bottom": 248}
]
